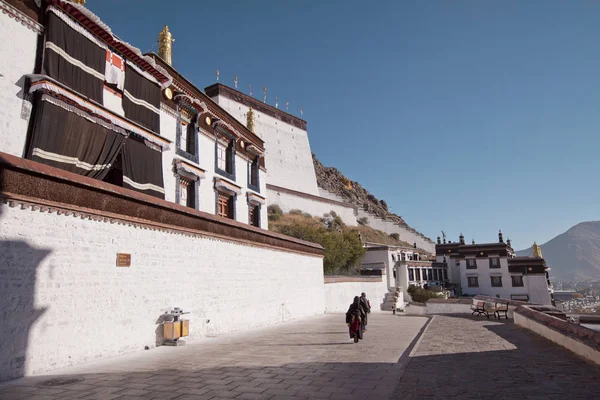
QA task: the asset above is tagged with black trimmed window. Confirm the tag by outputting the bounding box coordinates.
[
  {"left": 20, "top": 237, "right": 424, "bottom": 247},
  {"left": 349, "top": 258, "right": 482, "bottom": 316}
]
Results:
[
  {"left": 466, "top": 259, "right": 477, "bottom": 269},
  {"left": 176, "top": 176, "right": 198, "bottom": 209},
  {"left": 489, "top": 257, "right": 500, "bottom": 269},
  {"left": 467, "top": 277, "right": 479, "bottom": 287},
  {"left": 248, "top": 156, "right": 260, "bottom": 192},
  {"left": 433, "top": 269, "right": 439, "bottom": 280},
  {"left": 443, "top": 269, "right": 448, "bottom": 280},
  {"left": 216, "top": 190, "right": 235, "bottom": 219},
  {"left": 408, "top": 268, "right": 414, "bottom": 281},
  {"left": 415, "top": 269, "right": 421, "bottom": 280},
  {"left": 176, "top": 111, "right": 199, "bottom": 163},
  {"left": 491, "top": 276, "right": 503, "bottom": 287},
  {"left": 427, "top": 269, "right": 433, "bottom": 280},
  {"left": 511, "top": 275, "right": 524, "bottom": 287},
  {"left": 215, "top": 134, "right": 235, "bottom": 180},
  {"left": 249, "top": 203, "right": 260, "bottom": 227}
]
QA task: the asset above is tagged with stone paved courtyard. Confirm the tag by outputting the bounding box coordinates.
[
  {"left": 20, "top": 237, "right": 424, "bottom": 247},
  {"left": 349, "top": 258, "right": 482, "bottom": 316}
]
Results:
[{"left": 0, "top": 313, "right": 599, "bottom": 399}]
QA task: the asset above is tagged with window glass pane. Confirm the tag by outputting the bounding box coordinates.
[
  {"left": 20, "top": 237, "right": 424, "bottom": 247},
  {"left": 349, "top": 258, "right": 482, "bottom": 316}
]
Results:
[
  {"left": 180, "top": 183, "right": 187, "bottom": 206},
  {"left": 217, "top": 143, "right": 226, "bottom": 170},
  {"left": 179, "top": 122, "right": 187, "bottom": 151}
]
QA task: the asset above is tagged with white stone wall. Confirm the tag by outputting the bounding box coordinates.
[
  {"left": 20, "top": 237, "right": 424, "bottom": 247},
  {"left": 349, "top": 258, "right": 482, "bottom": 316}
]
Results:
[
  {"left": 355, "top": 209, "right": 434, "bottom": 253},
  {"left": 267, "top": 187, "right": 356, "bottom": 225},
  {"left": 527, "top": 275, "right": 552, "bottom": 305},
  {"left": 160, "top": 108, "right": 268, "bottom": 228},
  {"left": 212, "top": 95, "right": 320, "bottom": 196},
  {"left": 0, "top": 203, "right": 323, "bottom": 380},
  {"left": 0, "top": 10, "right": 40, "bottom": 158},
  {"left": 323, "top": 279, "right": 388, "bottom": 313},
  {"left": 361, "top": 248, "right": 393, "bottom": 289},
  {"left": 514, "top": 311, "right": 600, "bottom": 365}
]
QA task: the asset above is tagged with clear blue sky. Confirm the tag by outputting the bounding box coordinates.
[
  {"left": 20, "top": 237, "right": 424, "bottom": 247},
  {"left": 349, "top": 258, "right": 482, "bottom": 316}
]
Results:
[{"left": 87, "top": 0, "right": 600, "bottom": 250}]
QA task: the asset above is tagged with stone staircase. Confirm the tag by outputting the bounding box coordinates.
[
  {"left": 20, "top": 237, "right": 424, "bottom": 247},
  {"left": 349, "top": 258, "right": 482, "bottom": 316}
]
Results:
[{"left": 381, "top": 287, "right": 404, "bottom": 311}]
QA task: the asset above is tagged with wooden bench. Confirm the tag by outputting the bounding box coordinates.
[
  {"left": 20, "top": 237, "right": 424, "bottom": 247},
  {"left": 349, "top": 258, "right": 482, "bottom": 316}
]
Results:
[
  {"left": 490, "top": 302, "right": 508, "bottom": 320},
  {"left": 471, "top": 301, "right": 489, "bottom": 318},
  {"left": 484, "top": 301, "right": 509, "bottom": 320}
]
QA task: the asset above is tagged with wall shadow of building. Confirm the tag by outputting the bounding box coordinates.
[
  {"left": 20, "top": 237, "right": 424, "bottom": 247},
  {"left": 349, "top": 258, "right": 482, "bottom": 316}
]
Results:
[{"left": 0, "top": 165, "right": 52, "bottom": 382}]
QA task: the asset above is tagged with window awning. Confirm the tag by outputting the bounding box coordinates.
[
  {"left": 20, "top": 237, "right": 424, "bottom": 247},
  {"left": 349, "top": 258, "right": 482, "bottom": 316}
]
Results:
[
  {"left": 174, "top": 159, "right": 206, "bottom": 181},
  {"left": 247, "top": 192, "right": 266, "bottom": 205},
  {"left": 215, "top": 178, "right": 241, "bottom": 195}
]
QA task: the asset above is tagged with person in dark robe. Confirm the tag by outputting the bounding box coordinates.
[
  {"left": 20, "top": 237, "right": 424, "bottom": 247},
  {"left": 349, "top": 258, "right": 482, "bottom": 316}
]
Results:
[
  {"left": 360, "top": 292, "right": 371, "bottom": 332},
  {"left": 345, "top": 296, "right": 364, "bottom": 342}
]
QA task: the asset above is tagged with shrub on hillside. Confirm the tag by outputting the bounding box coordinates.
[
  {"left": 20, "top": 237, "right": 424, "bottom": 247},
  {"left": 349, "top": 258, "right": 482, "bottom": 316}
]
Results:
[
  {"left": 357, "top": 217, "right": 369, "bottom": 225},
  {"left": 268, "top": 204, "right": 283, "bottom": 216},
  {"left": 276, "top": 222, "right": 365, "bottom": 275},
  {"left": 289, "top": 209, "right": 303, "bottom": 216},
  {"left": 389, "top": 233, "right": 400, "bottom": 240},
  {"left": 302, "top": 212, "right": 312, "bottom": 219},
  {"left": 267, "top": 204, "right": 283, "bottom": 222},
  {"left": 407, "top": 285, "right": 440, "bottom": 303}
]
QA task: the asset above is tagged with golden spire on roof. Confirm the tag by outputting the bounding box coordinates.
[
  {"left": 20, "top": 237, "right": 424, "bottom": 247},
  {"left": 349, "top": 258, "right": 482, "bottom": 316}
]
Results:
[
  {"left": 158, "top": 26, "right": 175, "bottom": 66},
  {"left": 532, "top": 241, "right": 543, "bottom": 258},
  {"left": 71, "top": 0, "right": 86, "bottom": 4},
  {"left": 246, "top": 107, "right": 256, "bottom": 133}
]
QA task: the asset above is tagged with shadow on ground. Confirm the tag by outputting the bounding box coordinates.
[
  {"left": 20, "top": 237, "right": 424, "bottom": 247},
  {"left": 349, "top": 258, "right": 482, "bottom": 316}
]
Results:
[{"left": 393, "top": 314, "right": 600, "bottom": 400}]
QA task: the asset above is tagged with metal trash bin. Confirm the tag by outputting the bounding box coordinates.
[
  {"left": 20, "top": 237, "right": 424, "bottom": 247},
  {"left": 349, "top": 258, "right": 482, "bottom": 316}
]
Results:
[{"left": 162, "top": 307, "right": 189, "bottom": 346}]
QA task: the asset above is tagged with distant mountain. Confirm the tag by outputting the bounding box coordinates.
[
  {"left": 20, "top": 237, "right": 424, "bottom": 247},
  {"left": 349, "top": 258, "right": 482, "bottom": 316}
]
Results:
[{"left": 517, "top": 221, "right": 600, "bottom": 280}]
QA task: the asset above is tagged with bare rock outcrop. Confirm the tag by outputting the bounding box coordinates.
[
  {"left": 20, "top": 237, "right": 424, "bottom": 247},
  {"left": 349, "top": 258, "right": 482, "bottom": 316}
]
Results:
[{"left": 312, "top": 154, "right": 430, "bottom": 241}]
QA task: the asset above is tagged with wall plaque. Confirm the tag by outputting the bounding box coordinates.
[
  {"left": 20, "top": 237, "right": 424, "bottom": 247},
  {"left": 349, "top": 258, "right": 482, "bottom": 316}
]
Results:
[{"left": 116, "top": 253, "right": 131, "bottom": 267}]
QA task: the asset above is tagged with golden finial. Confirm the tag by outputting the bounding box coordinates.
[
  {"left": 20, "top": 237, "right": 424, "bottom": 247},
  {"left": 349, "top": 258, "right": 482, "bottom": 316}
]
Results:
[
  {"left": 216, "top": 70, "right": 219, "bottom": 81},
  {"left": 532, "top": 241, "right": 543, "bottom": 258},
  {"left": 158, "top": 25, "right": 175, "bottom": 66},
  {"left": 246, "top": 107, "right": 256, "bottom": 133},
  {"left": 71, "top": 0, "right": 86, "bottom": 4}
]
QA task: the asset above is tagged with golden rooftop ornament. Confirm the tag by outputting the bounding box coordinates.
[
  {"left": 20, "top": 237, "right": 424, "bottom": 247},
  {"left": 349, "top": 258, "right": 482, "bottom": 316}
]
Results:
[
  {"left": 246, "top": 107, "right": 256, "bottom": 133},
  {"left": 71, "top": 0, "right": 86, "bottom": 4},
  {"left": 158, "top": 26, "right": 174, "bottom": 66},
  {"left": 532, "top": 241, "right": 543, "bottom": 258},
  {"left": 216, "top": 70, "right": 219, "bottom": 81}
]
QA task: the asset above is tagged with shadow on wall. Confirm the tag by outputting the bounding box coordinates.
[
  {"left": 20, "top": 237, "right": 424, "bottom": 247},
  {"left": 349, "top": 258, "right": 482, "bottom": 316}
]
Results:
[{"left": 0, "top": 164, "right": 52, "bottom": 382}]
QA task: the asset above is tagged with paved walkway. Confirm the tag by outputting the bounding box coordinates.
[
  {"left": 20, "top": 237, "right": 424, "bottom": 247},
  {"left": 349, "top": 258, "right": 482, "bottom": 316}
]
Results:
[
  {"left": 395, "top": 315, "right": 600, "bottom": 400},
  {"left": 0, "top": 314, "right": 427, "bottom": 400},
  {"left": 1, "top": 313, "right": 599, "bottom": 399}
]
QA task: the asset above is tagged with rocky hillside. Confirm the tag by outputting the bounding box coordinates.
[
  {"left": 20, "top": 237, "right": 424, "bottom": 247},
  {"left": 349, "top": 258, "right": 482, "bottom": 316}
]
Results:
[
  {"left": 312, "top": 154, "right": 430, "bottom": 240},
  {"left": 517, "top": 221, "right": 600, "bottom": 280}
]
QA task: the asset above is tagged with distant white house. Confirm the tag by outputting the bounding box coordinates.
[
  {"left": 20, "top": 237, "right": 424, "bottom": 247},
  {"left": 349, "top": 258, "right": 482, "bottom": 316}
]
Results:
[{"left": 435, "top": 232, "right": 553, "bottom": 305}]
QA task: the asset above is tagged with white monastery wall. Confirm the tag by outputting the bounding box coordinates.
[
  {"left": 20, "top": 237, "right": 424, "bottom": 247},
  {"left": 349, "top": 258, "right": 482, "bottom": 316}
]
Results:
[
  {"left": 527, "top": 275, "right": 552, "bottom": 305},
  {"left": 317, "top": 188, "right": 349, "bottom": 203},
  {"left": 267, "top": 186, "right": 357, "bottom": 226},
  {"left": 0, "top": 9, "right": 40, "bottom": 158},
  {"left": 160, "top": 109, "right": 178, "bottom": 204},
  {"left": 323, "top": 279, "right": 388, "bottom": 313},
  {"left": 0, "top": 202, "right": 323, "bottom": 380},
  {"left": 160, "top": 108, "right": 268, "bottom": 228},
  {"left": 211, "top": 95, "right": 320, "bottom": 196},
  {"left": 355, "top": 209, "right": 434, "bottom": 253}
]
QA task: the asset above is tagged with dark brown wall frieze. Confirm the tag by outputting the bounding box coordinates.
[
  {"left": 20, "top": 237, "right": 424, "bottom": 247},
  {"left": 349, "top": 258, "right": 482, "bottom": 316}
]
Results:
[{"left": 0, "top": 152, "right": 324, "bottom": 257}]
